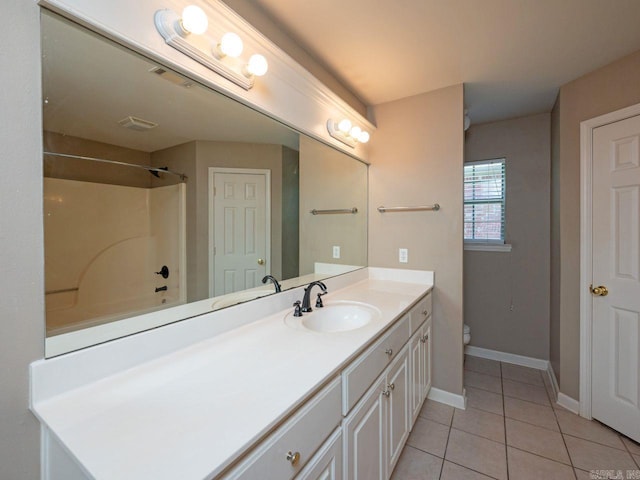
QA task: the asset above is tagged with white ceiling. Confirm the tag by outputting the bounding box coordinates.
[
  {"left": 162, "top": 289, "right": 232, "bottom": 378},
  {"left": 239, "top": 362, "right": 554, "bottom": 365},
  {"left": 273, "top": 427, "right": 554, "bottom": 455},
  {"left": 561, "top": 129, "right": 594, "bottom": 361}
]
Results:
[{"left": 250, "top": 0, "right": 640, "bottom": 124}]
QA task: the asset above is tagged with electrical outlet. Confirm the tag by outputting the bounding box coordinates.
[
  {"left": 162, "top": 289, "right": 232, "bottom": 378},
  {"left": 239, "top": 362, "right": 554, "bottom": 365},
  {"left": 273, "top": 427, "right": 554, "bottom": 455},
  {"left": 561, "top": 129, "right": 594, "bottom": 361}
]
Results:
[
  {"left": 399, "top": 248, "right": 408, "bottom": 263},
  {"left": 333, "top": 245, "right": 341, "bottom": 259}
]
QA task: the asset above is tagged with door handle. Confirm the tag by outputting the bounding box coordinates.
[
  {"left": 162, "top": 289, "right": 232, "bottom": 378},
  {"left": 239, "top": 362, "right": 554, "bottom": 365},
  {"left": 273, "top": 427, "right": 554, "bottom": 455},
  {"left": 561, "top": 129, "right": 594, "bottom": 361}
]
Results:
[
  {"left": 590, "top": 284, "right": 608, "bottom": 297},
  {"left": 257, "top": 258, "right": 265, "bottom": 265}
]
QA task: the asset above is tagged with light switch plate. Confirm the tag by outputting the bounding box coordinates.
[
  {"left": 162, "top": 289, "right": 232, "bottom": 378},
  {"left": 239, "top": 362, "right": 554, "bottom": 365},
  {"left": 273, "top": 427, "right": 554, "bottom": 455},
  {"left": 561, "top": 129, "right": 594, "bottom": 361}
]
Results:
[
  {"left": 399, "top": 248, "right": 408, "bottom": 263},
  {"left": 333, "top": 246, "right": 340, "bottom": 259}
]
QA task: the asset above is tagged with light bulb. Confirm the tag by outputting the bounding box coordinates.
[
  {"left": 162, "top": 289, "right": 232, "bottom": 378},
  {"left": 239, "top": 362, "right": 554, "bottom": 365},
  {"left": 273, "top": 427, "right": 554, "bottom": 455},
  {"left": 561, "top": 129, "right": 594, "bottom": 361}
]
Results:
[
  {"left": 246, "top": 54, "right": 268, "bottom": 77},
  {"left": 350, "top": 126, "right": 362, "bottom": 139},
  {"left": 337, "top": 119, "right": 352, "bottom": 134},
  {"left": 219, "top": 32, "right": 243, "bottom": 58},
  {"left": 358, "top": 131, "right": 370, "bottom": 143},
  {"left": 181, "top": 5, "right": 208, "bottom": 35}
]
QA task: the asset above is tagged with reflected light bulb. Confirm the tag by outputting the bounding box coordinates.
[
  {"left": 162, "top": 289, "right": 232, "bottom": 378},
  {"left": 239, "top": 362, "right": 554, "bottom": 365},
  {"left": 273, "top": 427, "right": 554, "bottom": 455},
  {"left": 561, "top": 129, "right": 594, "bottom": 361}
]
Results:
[
  {"left": 338, "top": 119, "right": 352, "bottom": 134},
  {"left": 350, "top": 126, "right": 362, "bottom": 139},
  {"left": 219, "top": 32, "right": 243, "bottom": 58},
  {"left": 181, "top": 5, "right": 208, "bottom": 35},
  {"left": 246, "top": 54, "right": 268, "bottom": 77},
  {"left": 358, "top": 131, "right": 370, "bottom": 143}
]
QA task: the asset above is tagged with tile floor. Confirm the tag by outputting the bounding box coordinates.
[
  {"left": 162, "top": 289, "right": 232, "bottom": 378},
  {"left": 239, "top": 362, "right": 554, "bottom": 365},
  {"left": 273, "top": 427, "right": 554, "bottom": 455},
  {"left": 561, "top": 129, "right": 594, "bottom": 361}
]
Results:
[{"left": 391, "top": 355, "right": 640, "bottom": 479}]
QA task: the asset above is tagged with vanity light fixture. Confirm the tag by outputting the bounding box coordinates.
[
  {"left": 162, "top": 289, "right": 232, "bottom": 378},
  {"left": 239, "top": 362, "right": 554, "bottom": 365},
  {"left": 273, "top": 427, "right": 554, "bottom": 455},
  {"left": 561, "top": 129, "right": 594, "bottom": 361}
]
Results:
[
  {"left": 154, "top": 6, "right": 269, "bottom": 90},
  {"left": 327, "top": 119, "right": 370, "bottom": 148}
]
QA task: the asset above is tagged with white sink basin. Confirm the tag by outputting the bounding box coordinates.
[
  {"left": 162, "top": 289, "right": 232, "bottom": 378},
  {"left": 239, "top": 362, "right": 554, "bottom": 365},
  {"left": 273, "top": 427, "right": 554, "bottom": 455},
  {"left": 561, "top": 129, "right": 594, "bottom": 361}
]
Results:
[{"left": 285, "top": 301, "right": 381, "bottom": 333}]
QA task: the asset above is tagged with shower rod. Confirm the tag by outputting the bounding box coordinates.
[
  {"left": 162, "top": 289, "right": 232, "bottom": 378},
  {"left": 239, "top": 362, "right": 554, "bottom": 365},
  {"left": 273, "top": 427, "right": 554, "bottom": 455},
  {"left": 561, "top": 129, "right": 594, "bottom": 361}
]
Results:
[{"left": 43, "top": 151, "right": 188, "bottom": 181}]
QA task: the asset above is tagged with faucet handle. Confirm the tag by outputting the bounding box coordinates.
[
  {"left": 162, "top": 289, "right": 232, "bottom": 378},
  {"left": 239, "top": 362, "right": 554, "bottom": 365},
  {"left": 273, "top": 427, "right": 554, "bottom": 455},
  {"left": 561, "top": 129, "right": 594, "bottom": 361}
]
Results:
[
  {"left": 293, "top": 300, "right": 303, "bottom": 317},
  {"left": 315, "top": 291, "right": 327, "bottom": 308}
]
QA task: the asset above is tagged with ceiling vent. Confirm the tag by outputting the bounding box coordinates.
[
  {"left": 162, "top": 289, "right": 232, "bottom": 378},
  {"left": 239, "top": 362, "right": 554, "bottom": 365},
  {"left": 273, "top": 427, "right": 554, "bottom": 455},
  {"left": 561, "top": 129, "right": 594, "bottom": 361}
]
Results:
[
  {"left": 149, "top": 66, "right": 193, "bottom": 88},
  {"left": 118, "top": 116, "right": 158, "bottom": 131}
]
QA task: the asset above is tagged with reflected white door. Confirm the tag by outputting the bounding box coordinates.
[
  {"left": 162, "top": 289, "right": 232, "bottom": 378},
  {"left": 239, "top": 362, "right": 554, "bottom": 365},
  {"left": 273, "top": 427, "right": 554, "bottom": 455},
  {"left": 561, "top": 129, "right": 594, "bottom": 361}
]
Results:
[
  {"left": 211, "top": 170, "right": 269, "bottom": 296},
  {"left": 592, "top": 114, "right": 640, "bottom": 442}
]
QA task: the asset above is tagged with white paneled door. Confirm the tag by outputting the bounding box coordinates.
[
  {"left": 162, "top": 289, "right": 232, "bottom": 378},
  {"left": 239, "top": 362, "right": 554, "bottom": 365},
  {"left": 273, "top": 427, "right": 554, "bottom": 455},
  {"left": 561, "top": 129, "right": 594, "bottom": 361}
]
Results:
[
  {"left": 211, "top": 170, "right": 269, "bottom": 297},
  {"left": 592, "top": 114, "right": 640, "bottom": 442}
]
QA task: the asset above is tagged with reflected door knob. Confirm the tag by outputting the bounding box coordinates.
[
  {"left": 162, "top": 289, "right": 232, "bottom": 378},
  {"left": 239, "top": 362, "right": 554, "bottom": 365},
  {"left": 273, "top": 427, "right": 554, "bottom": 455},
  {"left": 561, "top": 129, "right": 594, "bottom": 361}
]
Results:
[
  {"left": 257, "top": 258, "right": 265, "bottom": 265},
  {"left": 590, "top": 284, "right": 609, "bottom": 296}
]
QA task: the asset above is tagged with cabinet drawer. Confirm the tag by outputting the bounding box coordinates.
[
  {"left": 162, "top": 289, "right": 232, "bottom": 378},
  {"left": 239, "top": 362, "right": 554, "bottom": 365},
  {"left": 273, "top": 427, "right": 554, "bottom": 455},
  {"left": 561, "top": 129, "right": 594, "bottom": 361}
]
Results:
[
  {"left": 410, "top": 292, "right": 432, "bottom": 335},
  {"left": 342, "top": 314, "right": 411, "bottom": 415},
  {"left": 224, "top": 377, "right": 342, "bottom": 480}
]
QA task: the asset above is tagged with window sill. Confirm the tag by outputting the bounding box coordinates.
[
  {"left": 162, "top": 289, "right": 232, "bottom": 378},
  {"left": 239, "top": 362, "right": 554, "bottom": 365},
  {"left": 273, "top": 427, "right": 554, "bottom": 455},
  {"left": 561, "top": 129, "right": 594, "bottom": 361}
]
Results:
[{"left": 464, "top": 243, "right": 512, "bottom": 252}]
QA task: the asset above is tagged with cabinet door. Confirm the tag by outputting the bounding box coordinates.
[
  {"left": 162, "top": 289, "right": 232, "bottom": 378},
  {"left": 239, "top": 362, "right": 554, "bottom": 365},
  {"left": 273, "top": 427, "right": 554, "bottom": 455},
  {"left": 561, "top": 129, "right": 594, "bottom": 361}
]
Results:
[
  {"left": 386, "top": 347, "right": 410, "bottom": 477},
  {"left": 343, "top": 377, "right": 387, "bottom": 480},
  {"left": 422, "top": 323, "right": 432, "bottom": 398},
  {"left": 409, "top": 330, "right": 423, "bottom": 426},
  {"left": 296, "top": 428, "right": 342, "bottom": 480}
]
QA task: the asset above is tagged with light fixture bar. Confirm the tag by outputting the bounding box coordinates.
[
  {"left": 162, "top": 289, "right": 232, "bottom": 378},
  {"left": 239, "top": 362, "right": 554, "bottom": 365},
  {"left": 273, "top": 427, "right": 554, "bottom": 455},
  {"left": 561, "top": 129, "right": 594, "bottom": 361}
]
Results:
[
  {"left": 327, "top": 119, "right": 357, "bottom": 148},
  {"left": 154, "top": 9, "right": 254, "bottom": 90}
]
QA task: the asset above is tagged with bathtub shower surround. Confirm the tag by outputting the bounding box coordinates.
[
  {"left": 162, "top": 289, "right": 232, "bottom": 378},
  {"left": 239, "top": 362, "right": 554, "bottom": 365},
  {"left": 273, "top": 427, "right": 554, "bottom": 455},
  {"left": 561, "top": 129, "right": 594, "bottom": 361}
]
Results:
[{"left": 44, "top": 178, "right": 186, "bottom": 336}]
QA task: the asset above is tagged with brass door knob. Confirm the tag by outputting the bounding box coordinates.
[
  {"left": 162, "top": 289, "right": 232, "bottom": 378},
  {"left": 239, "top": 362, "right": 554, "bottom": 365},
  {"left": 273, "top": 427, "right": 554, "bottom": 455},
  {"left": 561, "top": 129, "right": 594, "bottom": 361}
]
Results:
[
  {"left": 257, "top": 258, "right": 265, "bottom": 265},
  {"left": 590, "top": 284, "right": 609, "bottom": 297},
  {"left": 286, "top": 451, "right": 300, "bottom": 466}
]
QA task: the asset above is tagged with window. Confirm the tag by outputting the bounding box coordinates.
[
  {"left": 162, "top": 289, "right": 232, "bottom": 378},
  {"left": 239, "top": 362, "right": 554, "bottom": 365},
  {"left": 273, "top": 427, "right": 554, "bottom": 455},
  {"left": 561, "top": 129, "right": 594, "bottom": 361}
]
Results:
[{"left": 464, "top": 158, "right": 505, "bottom": 243}]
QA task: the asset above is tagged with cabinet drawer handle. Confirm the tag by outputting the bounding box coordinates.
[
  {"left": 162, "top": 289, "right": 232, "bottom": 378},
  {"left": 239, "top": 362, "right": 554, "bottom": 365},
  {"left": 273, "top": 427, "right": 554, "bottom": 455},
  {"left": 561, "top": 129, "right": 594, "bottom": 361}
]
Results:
[
  {"left": 388, "top": 382, "right": 395, "bottom": 390},
  {"left": 385, "top": 348, "right": 393, "bottom": 357},
  {"left": 382, "top": 388, "right": 391, "bottom": 397},
  {"left": 286, "top": 451, "right": 301, "bottom": 466}
]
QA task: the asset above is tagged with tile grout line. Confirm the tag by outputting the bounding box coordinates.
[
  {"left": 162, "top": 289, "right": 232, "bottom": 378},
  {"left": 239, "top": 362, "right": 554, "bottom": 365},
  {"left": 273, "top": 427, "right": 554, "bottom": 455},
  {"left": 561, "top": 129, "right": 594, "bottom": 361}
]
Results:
[
  {"left": 544, "top": 368, "right": 579, "bottom": 480},
  {"left": 436, "top": 406, "right": 454, "bottom": 479},
  {"left": 501, "top": 362, "right": 510, "bottom": 480}
]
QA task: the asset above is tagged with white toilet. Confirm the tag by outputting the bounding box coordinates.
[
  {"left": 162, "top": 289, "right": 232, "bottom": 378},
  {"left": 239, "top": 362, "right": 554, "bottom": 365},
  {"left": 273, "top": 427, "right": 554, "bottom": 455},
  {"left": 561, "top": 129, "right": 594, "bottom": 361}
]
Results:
[{"left": 463, "top": 324, "right": 471, "bottom": 345}]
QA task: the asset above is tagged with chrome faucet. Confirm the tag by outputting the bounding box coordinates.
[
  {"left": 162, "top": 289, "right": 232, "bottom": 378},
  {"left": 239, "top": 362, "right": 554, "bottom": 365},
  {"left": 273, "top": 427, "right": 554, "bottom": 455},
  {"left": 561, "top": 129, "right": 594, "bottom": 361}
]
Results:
[
  {"left": 301, "top": 281, "right": 327, "bottom": 313},
  {"left": 262, "top": 275, "right": 282, "bottom": 293}
]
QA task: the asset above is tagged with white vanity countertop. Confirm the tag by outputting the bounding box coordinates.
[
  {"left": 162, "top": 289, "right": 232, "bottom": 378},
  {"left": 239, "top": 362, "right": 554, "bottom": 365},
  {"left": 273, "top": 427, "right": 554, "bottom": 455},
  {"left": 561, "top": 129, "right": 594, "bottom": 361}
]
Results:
[{"left": 32, "top": 270, "right": 433, "bottom": 479}]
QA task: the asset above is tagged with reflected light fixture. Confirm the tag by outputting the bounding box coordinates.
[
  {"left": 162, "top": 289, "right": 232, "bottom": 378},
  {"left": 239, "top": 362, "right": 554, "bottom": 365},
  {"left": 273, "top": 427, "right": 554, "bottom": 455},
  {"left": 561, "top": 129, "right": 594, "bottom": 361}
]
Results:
[
  {"left": 179, "top": 5, "right": 208, "bottom": 35},
  {"left": 327, "top": 119, "right": 371, "bottom": 148},
  {"left": 155, "top": 5, "right": 269, "bottom": 90},
  {"left": 216, "top": 32, "right": 243, "bottom": 58}
]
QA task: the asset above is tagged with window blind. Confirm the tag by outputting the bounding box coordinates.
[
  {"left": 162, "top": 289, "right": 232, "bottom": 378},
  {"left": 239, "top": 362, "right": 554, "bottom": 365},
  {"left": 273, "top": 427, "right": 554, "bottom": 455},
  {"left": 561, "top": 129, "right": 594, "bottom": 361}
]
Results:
[{"left": 464, "top": 158, "right": 505, "bottom": 242}]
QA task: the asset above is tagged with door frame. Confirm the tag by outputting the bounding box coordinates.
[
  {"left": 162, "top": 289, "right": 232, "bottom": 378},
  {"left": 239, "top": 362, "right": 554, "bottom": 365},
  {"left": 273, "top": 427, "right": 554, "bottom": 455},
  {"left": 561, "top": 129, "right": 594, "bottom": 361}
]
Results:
[
  {"left": 208, "top": 167, "right": 271, "bottom": 298},
  {"left": 579, "top": 102, "right": 640, "bottom": 419}
]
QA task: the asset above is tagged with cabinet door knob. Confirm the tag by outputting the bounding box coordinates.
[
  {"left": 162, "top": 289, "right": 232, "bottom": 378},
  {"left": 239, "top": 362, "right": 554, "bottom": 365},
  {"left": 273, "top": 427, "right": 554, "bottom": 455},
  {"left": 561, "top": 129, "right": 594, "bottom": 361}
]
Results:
[
  {"left": 286, "top": 451, "right": 300, "bottom": 466},
  {"left": 388, "top": 382, "right": 395, "bottom": 390},
  {"left": 385, "top": 348, "right": 393, "bottom": 357},
  {"left": 422, "top": 310, "right": 428, "bottom": 315},
  {"left": 382, "top": 388, "right": 391, "bottom": 397}
]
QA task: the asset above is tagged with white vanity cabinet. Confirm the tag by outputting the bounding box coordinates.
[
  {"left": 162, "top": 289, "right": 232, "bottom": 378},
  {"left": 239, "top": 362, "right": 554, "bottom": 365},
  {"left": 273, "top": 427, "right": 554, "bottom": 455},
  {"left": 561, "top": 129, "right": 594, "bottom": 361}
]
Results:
[
  {"left": 295, "top": 428, "right": 343, "bottom": 480},
  {"left": 223, "top": 377, "right": 342, "bottom": 480},
  {"left": 342, "top": 290, "right": 432, "bottom": 480}
]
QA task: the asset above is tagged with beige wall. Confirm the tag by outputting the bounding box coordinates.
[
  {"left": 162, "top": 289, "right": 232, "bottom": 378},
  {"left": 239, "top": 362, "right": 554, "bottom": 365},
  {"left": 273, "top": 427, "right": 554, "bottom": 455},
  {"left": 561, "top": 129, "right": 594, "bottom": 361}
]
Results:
[
  {"left": 369, "top": 85, "right": 464, "bottom": 395},
  {"left": 44, "top": 131, "right": 152, "bottom": 187},
  {"left": 299, "top": 136, "right": 368, "bottom": 274},
  {"left": 0, "top": 0, "right": 43, "bottom": 477},
  {"left": 221, "top": 0, "right": 367, "bottom": 118},
  {"left": 551, "top": 49, "right": 640, "bottom": 400},
  {"left": 464, "top": 113, "right": 551, "bottom": 359}
]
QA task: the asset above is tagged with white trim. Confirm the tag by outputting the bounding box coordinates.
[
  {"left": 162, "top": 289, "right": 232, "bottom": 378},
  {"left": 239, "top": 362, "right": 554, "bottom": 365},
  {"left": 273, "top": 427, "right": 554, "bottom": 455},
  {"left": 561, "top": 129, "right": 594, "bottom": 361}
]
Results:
[
  {"left": 464, "top": 243, "right": 512, "bottom": 252},
  {"left": 428, "top": 387, "right": 467, "bottom": 410},
  {"left": 557, "top": 392, "right": 580, "bottom": 415},
  {"left": 546, "top": 363, "right": 560, "bottom": 402},
  {"left": 208, "top": 167, "right": 271, "bottom": 298},
  {"left": 465, "top": 345, "right": 549, "bottom": 370},
  {"left": 579, "top": 102, "right": 640, "bottom": 420}
]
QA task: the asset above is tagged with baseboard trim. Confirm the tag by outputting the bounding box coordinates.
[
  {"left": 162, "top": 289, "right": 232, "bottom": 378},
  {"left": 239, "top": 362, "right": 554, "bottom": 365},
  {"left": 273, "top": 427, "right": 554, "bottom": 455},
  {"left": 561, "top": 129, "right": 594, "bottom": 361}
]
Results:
[
  {"left": 465, "top": 345, "right": 549, "bottom": 370},
  {"left": 546, "top": 363, "right": 559, "bottom": 402},
  {"left": 557, "top": 392, "right": 580, "bottom": 414},
  {"left": 428, "top": 387, "right": 467, "bottom": 410}
]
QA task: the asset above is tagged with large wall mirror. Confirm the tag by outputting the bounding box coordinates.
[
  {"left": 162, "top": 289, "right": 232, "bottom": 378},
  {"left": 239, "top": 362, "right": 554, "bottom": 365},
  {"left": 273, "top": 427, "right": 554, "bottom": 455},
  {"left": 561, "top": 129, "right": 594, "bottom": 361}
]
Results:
[{"left": 42, "top": 11, "right": 368, "bottom": 357}]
